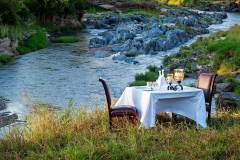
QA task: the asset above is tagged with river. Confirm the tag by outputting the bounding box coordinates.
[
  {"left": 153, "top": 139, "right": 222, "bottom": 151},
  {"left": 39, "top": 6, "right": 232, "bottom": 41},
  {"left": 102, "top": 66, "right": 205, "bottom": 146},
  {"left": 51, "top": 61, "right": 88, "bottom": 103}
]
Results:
[{"left": 0, "top": 13, "right": 240, "bottom": 114}]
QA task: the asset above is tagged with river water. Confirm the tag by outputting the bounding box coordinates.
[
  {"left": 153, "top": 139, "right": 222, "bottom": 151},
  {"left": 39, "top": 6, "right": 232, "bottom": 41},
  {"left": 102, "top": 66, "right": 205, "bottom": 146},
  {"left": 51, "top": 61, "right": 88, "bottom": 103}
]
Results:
[{"left": 0, "top": 13, "right": 240, "bottom": 111}]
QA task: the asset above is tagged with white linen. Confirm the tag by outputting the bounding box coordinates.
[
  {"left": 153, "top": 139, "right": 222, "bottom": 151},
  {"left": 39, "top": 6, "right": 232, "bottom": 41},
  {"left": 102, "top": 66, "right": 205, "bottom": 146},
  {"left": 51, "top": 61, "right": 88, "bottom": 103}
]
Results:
[{"left": 115, "top": 86, "right": 207, "bottom": 128}]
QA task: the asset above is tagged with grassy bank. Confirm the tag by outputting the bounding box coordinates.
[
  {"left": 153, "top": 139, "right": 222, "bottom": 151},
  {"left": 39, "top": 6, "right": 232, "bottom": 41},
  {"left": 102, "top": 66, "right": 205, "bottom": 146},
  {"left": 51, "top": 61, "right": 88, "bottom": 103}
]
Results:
[
  {"left": 1, "top": 105, "right": 240, "bottom": 159},
  {"left": 17, "top": 31, "right": 48, "bottom": 54},
  {"left": 52, "top": 36, "right": 80, "bottom": 43}
]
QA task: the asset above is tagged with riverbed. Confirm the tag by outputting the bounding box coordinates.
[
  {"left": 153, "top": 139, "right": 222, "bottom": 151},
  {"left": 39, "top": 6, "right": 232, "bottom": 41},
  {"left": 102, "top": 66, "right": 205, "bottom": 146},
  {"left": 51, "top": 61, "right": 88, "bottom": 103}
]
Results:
[{"left": 0, "top": 13, "right": 240, "bottom": 113}]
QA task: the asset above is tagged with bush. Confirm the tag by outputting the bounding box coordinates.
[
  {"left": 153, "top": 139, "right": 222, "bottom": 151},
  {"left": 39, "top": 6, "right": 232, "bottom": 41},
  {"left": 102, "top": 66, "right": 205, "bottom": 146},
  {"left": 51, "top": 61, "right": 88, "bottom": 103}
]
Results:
[
  {"left": 125, "top": 51, "right": 138, "bottom": 57},
  {"left": 0, "top": 0, "right": 25, "bottom": 25},
  {"left": 17, "top": 32, "right": 48, "bottom": 54},
  {"left": 129, "top": 80, "right": 146, "bottom": 86},
  {"left": 0, "top": 54, "right": 12, "bottom": 64},
  {"left": 52, "top": 36, "right": 79, "bottom": 43}
]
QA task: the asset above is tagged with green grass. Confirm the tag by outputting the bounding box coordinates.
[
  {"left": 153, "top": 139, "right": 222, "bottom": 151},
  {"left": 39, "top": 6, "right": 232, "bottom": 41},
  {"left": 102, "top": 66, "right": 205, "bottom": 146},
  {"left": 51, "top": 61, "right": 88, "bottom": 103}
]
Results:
[
  {"left": 52, "top": 36, "right": 80, "bottom": 43},
  {"left": 1, "top": 105, "right": 240, "bottom": 159},
  {"left": 17, "top": 31, "right": 48, "bottom": 54},
  {"left": 122, "top": 8, "right": 160, "bottom": 17},
  {"left": 0, "top": 54, "right": 12, "bottom": 64}
]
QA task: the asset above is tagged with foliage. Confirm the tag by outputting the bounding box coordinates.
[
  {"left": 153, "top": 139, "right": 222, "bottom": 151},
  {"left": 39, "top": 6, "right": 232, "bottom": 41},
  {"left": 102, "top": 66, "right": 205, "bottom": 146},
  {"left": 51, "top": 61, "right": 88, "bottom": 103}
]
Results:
[
  {"left": 0, "top": 54, "right": 13, "bottom": 64},
  {"left": 17, "top": 32, "right": 48, "bottom": 54},
  {"left": 122, "top": 8, "right": 160, "bottom": 17},
  {"left": 129, "top": 80, "right": 146, "bottom": 86},
  {"left": 0, "top": 0, "right": 27, "bottom": 25},
  {"left": 131, "top": 65, "right": 159, "bottom": 86},
  {"left": 125, "top": 51, "right": 138, "bottom": 57},
  {"left": 0, "top": 25, "right": 24, "bottom": 40},
  {"left": 24, "top": 0, "right": 87, "bottom": 24},
  {"left": 52, "top": 36, "right": 79, "bottom": 43},
  {"left": 207, "top": 26, "right": 240, "bottom": 73},
  {"left": 163, "top": 25, "right": 240, "bottom": 75},
  {"left": 1, "top": 106, "right": 240, "bottom": 159}
]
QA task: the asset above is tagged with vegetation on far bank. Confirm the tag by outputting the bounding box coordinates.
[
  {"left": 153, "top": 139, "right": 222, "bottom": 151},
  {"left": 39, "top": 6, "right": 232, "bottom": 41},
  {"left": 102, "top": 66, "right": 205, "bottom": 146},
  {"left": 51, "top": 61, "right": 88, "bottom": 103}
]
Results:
[
  {"left": 52, "top": 36, "right": 80, "bottom": 43},
  {"left": 17, "top": 32, "right": 48, "bottom": 54},
  {"left": 0, "top": 55, "right": 13, "bottom": 64},
  {"left": 1, "top": 105, "right": 240, "bottom": 159}
]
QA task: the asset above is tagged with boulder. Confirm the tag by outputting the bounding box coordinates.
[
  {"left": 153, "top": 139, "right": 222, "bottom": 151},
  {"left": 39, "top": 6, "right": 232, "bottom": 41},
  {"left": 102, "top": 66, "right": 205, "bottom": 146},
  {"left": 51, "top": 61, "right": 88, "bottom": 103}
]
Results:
[
  {"left": 111, "top": 40, "right": 132, "bottom": 52},
  {"left": 146, "top": 26, "right": 164, "bottom": 38},
  {"left": 0, "top": 38, "right": 15, "bottom": 56},
  {"left": 217, "top": 92, "right": 240, "bottom": 109},
  {"left": 89, "top": 37, "right": 106, "bottom": 48},
  {"left": 132, "top": 37, "right": 144, "bottom": 51},
  {"left": 177, "top": 16, "right": 197, "bottom": 26},
  {"left": 0, "top": 97, "right": 7, "bottom": 110},
  {"left": 112, "top": 53, "right": 127, "bottom": 61},
  {"left": 99, "top": 31, "right": 115, "bottom": 44},
  {"left": 116, "top": 29, "right": 136, "bottom": 41}
]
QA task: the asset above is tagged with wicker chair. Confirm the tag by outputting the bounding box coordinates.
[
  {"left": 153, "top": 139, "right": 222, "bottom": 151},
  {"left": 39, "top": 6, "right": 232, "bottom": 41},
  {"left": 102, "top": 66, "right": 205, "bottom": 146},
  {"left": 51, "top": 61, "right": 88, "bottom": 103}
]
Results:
[
  {"left": 196, "top": 73, "right": 217, "bottom": 120},
  {"left": 99, "top": 78, "right": 138, "bottom": 128}
]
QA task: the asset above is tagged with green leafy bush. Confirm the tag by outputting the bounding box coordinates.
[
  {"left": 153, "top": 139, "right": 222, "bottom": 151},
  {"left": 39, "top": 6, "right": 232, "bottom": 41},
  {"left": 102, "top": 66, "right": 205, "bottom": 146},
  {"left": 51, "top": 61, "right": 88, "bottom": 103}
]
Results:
[
  {"left": 52, "top": 36, "right": 79, "bottom": 43},
  {"left": 129, "top": 80, "right": 146, "bottom": 86},
  {"left": 0, "top": 54, "right": 12, "bottom": 64},
  {"left": 125, "top": 51, "right": 138, "bottom": 57},
  {"left": 17, "top": 31, "right": 48, "bottom": 54}
]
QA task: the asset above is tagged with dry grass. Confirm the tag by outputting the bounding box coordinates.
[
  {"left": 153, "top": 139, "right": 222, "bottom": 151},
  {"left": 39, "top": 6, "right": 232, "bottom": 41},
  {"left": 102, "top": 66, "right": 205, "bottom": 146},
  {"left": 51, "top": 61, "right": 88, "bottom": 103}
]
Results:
[{"left": 0, "top": 105, "right": 240, "bottom": 159}]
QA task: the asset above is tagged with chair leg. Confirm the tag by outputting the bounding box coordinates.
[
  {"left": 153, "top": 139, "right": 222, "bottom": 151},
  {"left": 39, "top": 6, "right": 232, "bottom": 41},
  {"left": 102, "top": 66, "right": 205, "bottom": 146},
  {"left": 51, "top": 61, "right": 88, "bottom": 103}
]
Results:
[
  {"left": 208, "top": 111, "right": 211, "bottom": 121},
  {"left": 129, "top": 116, "right": 137, "bottom": 125}
]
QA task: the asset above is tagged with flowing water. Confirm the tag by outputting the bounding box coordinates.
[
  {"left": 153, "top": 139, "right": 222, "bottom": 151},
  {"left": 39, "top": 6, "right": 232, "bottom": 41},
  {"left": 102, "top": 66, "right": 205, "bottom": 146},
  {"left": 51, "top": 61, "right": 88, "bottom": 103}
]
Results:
[{"left": 1, "top": 13, "right": 240, "bottom": 113}]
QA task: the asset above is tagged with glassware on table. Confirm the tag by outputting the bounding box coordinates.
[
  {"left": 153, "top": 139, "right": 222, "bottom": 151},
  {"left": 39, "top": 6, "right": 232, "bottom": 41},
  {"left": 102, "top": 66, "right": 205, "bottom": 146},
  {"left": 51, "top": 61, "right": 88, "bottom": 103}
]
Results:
[
  {"left": 166, "top": 73, "right": 174, "bottom": 90},
  {"left": 174, "top": 69, "right": 184, "bottom": 90}
]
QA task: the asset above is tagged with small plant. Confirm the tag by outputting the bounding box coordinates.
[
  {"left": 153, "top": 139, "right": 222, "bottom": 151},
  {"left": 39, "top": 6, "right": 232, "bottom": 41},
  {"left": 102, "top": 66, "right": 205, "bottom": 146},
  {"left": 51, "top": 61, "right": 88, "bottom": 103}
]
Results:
[
  {"left": 17, "top": 31, "right": 48, "bottom": 54},
  {"left": 52, "top": 36, "right": 79, "bottom": 43},
  {"left": 125, "top": 51, "right": 138, "bottom": 57},
  {"left": 0, "top": 54, "right": 12, "bottom": 64},
  {"left": 129, "top": 80, "right": 146, "bottom": 86}
]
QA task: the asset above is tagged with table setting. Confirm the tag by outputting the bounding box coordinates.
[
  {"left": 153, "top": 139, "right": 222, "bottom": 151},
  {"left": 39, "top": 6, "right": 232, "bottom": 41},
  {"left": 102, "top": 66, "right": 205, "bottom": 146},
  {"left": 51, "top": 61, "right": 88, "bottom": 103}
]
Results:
[{"left": 115, "top": 67, "right": 207, "bottom": 129}]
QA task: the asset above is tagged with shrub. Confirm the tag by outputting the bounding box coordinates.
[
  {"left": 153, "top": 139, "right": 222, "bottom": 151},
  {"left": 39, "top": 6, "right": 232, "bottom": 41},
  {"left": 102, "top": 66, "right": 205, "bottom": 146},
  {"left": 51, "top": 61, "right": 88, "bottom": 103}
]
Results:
[
  {"left": 147, "top": 65, "right": 158, "bottom": 72},
  {"left": 125, "top": 51, "right": 138, "bottom": 57},
  {"left": 52, "top": 36, "right": 79, "bottom": 43},
  {"left": 17, "top": 31, "right": 48, "bottom": 54},
  {"left": 0, "top": 54, "right": 12, "bottom": 64},
  {"left": 129, "top": 80, "right": 146, "bottom": 86}
]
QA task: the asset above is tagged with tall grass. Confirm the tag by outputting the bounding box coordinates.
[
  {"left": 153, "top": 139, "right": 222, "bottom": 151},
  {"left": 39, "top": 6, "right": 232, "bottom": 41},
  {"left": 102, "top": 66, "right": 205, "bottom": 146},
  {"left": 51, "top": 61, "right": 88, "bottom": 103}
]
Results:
[{"left": 1, "top": 105, "right": 240, "bottom": 159}]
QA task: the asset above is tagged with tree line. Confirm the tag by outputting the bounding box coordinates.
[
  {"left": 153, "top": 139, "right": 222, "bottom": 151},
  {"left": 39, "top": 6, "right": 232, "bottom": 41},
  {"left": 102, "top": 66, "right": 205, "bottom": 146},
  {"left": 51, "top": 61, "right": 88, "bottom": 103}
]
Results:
[{"left": 0, "top": 0, "right": 88, "bottom": 25}]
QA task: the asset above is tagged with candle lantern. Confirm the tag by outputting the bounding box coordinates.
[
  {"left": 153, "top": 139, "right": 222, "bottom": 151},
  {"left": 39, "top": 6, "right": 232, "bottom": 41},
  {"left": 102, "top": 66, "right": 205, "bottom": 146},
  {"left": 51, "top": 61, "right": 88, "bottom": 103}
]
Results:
[
  {"left": 174, "top": 69, "right": 184, "bottom": 90},
  {"left": 166, "top": 73, "right": 174, "bottom": 90}
]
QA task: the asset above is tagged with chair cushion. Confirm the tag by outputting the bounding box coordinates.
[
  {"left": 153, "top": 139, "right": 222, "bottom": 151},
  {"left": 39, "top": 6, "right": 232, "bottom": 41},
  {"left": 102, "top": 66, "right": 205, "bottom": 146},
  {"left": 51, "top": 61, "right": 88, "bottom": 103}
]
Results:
[{"left": 111, "top": 105, "right": 138, "bottom": 117}]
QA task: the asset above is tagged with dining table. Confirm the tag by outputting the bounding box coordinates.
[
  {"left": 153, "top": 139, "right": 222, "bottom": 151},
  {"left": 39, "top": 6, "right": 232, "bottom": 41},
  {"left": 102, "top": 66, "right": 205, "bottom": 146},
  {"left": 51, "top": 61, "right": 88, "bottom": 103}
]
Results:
[{"left": 115, "top": 85, "right": 207, "bottom": 128}]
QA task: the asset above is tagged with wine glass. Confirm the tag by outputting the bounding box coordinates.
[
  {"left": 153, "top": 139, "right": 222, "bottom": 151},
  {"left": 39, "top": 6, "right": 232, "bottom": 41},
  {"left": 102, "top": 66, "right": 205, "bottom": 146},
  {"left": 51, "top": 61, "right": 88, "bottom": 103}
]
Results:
[
  {"left": 174, "top": 69, "right": 184, "bottom": 90},
  {"left": 166, "top": 73, "right": 174, "bottom": 90}
]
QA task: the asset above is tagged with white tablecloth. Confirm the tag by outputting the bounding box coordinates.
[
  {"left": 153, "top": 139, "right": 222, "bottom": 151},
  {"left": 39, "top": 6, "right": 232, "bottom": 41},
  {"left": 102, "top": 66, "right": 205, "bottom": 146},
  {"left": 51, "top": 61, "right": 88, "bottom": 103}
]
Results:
[{"left": 115, "top": 86, "right": 207, "bottom": 128}]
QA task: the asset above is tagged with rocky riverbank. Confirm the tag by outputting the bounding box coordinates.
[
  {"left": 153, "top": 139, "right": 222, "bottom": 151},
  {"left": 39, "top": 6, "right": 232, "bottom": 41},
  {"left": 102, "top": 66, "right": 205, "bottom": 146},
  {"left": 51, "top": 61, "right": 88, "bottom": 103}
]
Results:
[
  {"left": 85, "top": 7, "right": 227, "bottom": 63},
  {"left": 163, "top": 25, "right": 240, "bottom": 110}
]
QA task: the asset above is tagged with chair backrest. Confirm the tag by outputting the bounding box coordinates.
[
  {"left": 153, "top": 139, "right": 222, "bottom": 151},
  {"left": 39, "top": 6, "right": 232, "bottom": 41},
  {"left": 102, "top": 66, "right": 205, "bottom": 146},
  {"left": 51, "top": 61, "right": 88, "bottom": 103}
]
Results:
[
  {"left": 196, "top": 73, "right": 217, "bottom": 104},
  {"left": 99, "top": 78, "right": 112, "bottom": 112}
]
